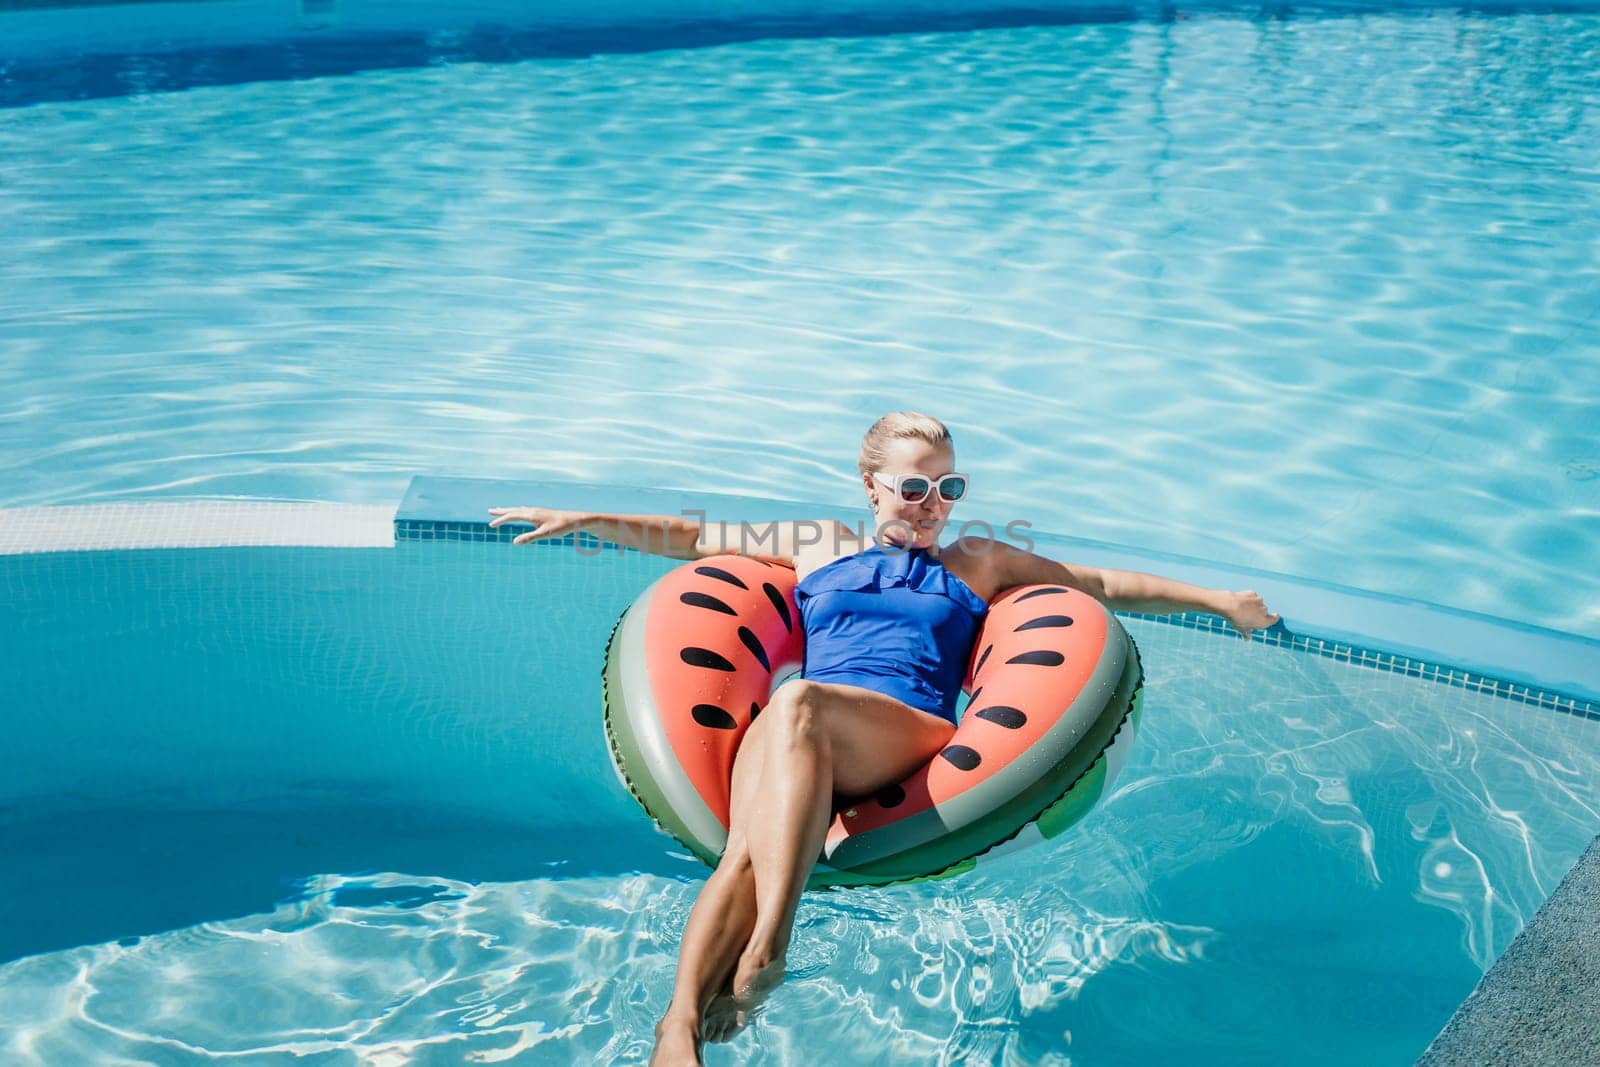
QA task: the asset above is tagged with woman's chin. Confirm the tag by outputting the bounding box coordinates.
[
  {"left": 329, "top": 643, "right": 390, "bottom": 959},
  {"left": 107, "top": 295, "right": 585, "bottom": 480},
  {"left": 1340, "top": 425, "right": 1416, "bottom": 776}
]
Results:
[{"left": 876, "top": 520, "right": 941, "bottom": 549}]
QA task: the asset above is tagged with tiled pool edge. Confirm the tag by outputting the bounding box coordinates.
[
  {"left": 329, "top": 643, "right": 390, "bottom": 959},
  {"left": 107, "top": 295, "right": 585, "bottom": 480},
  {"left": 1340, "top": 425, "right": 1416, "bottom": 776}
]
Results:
[
  {"left": 1416, "top": 835, "right": 1600, "bottom": 1066},
  {"left": 1113, "top": 609, "right": 1600, "bottom": 721},
  {"left": 397, "top": 475, "right": 1600, "bottom": 719}
]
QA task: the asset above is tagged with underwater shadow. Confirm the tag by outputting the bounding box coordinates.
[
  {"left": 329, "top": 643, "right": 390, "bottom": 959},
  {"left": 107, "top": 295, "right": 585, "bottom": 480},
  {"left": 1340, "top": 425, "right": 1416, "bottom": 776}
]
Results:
[
  {"left": 8, "top": 0, "right": 1596, "bottom": 109},
  {"left": 0, "top": 803, "right": 692, "bottom": 965}
]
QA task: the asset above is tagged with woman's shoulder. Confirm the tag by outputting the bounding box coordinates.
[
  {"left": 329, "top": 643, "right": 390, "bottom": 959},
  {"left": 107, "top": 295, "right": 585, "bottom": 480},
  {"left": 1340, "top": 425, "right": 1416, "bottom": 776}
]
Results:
[
  {"left": 933, "top": 538, "right": 1006, "bottom": 603},
  {"left": 698, "top": 518, "right": 863, "bottom": 570},
  {"left": 793, "top": 524, "right": 872, "bottom": 583}
]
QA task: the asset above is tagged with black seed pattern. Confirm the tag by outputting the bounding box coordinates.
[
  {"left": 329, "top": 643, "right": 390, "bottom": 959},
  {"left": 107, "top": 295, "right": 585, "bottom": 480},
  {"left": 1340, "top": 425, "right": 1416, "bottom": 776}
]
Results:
[
  {"left": 738, "top": 626, "right": 771, "bottom": 672},
  {"left": 969, "top": 686, "right": 983, "bottom": 703},
  {"left": 941, "top": 745, "right": 982, "bottom": 771},
  {"left": 764, "top": 582, "right": 793, "bottom": 632},
  {"left": 694, "top": 565, "right": 748, "bottom": 590},
  {"left": 691, "top": 704, "right": 738, "bottom": 730},
  {"left": 681, "top": 647, "right": 736, "bottom": 671},
  {"left": 875, "top": 784, "right": 906, "bottom": 808},
  {"left": 975, "top": 705, "right": 1027, "bottom": 729},
  {"left": 1007, "top": 649, "right": 1065, "bottom": 667},
  {"left": 750, "top": 701, "right": 762, "bottom": 722},
  {"left": 1015, "top": 586, "right": 1068, "bottom": 602},
  {"left": 973, "top": 644, "right": 993, "bottom": 677},
  {"left": 680, "top": 591, "right": 736, "bottom": 615},
  {"left": 1016, "top": 614, "right": 1074, "bottom": 631}
]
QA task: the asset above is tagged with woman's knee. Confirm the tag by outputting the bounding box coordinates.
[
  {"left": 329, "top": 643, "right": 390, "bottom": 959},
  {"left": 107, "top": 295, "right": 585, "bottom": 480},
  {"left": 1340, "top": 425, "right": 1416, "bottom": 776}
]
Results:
[
  {"left": 763, "top": 679, "right": 827, "bottom": 747},
  {"left": 719, "top": 831, "right": 753, "bottom": 872}
]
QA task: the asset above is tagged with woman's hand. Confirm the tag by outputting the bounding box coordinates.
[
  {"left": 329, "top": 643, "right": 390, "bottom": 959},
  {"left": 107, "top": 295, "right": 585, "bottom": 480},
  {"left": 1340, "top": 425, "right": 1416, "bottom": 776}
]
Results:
[
  {"left": 487, "top": 505, "right": 588, "bottom": 546},
  {"left": 1219, "top": 590, "right": 1280, "bottom": 641}
]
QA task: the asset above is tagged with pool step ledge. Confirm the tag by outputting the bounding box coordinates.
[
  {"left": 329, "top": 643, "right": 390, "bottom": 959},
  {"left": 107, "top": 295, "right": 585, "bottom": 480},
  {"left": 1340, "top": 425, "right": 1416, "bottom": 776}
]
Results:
[{"left": 0, "top": 501, "right": 395, "bottom": 553}]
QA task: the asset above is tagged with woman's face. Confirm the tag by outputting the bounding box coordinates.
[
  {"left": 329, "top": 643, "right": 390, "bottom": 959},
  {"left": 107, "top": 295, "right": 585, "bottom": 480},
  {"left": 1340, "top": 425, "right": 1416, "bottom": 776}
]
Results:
[{"left": 864, "top": 438, "right": 959, "bottom": 550}]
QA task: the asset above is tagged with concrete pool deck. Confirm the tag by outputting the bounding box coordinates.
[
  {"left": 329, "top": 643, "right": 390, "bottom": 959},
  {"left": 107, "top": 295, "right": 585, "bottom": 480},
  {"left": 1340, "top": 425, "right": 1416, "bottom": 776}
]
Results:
[{"left": 1418, "top": 834, "right": 1600, "bottom": 1066}]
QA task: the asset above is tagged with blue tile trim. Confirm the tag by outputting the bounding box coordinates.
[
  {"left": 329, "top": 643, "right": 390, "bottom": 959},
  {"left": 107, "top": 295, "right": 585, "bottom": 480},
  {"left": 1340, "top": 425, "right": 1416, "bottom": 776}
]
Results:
[
  {"left": 1117, "top": 610, "right": 1600, "bottom": 721},
  {"left": 395, "top": 519, "right": 604, "bottom": 549},
  {"left": 395, "top": 507, "right": 1599, "bottom": 722}
]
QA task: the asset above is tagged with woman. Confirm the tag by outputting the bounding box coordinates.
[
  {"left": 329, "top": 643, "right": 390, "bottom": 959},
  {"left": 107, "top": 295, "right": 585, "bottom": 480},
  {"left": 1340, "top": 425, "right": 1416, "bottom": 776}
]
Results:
[{"left": 489, "top": 412, "right": 1278, "bottom": 1066}]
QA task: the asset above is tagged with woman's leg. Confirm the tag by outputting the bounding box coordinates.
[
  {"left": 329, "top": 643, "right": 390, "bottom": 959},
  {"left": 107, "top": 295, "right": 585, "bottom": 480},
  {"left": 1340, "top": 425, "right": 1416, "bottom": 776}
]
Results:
[
  {"left": 729, "top": 680, "right": 955, "bottom": 1006},
  {"left": 651, "top": 716, "right": 774, "bottom": 1065},
  {"left": 650, "top": 858, "right": 754, "bottom": 1060},
  {"left": 653, "top": 680, "right": 953, "bottom": 1063}
]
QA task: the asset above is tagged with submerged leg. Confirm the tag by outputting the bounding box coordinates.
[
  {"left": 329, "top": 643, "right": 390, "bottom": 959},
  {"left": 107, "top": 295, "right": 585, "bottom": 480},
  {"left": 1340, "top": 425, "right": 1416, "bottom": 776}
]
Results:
[
  {"left": 650, "top": 856, "right": 756, "bottom": 1064},
  {"left": 651, "top": 715, "right": 774, "bottom": 1064}
]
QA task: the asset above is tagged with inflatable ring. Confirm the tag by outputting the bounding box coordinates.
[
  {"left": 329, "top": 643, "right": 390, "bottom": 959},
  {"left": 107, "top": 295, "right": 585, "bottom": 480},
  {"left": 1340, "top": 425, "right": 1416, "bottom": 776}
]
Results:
[{"left": 602, "top": 554, "right": 1142, "bottom": 888}]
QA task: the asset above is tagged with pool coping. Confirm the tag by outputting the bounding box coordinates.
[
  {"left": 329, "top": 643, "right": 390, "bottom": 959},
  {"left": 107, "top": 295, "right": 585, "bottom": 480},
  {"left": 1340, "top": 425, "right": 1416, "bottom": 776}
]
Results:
[
  {"left": 0, "top": 500, "right": 396, "bottom": 553},
  {"left": 1416, "top": 836, "right": 1600, "bottom": 1066}
]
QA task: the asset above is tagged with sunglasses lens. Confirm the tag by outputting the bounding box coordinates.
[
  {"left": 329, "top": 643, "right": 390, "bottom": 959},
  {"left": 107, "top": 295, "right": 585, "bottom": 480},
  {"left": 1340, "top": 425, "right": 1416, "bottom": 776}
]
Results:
[
  {"left": 889, "top": 479, "right": 928, "bottom": 505},
  {"left": 939, "top": 477, "right": 967, "bottom": 501},
  {"left": 898, "top": 477, "right": 931, "bottom": 502}
]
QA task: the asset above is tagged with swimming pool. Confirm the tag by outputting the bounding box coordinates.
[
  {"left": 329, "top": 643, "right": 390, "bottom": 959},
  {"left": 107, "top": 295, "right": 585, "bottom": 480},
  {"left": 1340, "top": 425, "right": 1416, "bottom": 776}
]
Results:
[
  {"left": 2, "top": 525, "right": 1597, "bottom": 1062},
  {"left": 2, "top": 1, "right": 1597, "bottom": 638},
  {"left": 3, "top": 1, "right": 1599, "bottom": 1061}
]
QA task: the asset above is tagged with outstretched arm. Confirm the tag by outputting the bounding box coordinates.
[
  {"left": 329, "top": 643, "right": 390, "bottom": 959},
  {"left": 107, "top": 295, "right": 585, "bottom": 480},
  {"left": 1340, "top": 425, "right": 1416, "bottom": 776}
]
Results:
[
  {"left": 981, "top": 542, "right": 1280, "bottom": 640},
  {"left": 488, "top": 506, "right": 705, "bottom": 559},
  {"left": 487, "top": 507, "right": 856, "bottom": 565}
]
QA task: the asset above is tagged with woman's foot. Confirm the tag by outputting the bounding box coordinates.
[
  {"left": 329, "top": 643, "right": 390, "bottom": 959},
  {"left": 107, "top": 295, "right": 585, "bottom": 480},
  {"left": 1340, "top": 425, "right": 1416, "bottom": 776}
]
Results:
[
  {"left": 702, "top": 989, "right": 741, "bottom": 1044},
  {"left": 728, "top": 946, "right": 786, "bottom": 1024},
  {"left": 651, "top": 1014, "right": 703, "bottom": 1067}
]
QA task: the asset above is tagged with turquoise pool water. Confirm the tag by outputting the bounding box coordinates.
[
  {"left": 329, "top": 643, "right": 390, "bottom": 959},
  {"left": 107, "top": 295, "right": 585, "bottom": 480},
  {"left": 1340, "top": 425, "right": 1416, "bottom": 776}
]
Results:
[
  {"left": 2, "top": 542, "right": 1598, "bottom": 1062},
  {"left": 3, "top": 4, "right": 1599, "bottom": 1062},
  {"left": 2, "top": 6, "right": 1598, "bottom": 638}
]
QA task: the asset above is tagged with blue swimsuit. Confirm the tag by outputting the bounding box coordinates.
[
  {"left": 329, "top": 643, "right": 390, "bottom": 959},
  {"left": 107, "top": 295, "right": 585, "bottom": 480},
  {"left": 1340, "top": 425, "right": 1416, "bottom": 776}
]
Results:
[{"left": 794, "top": 543, "right": 990, "bottom": 724}]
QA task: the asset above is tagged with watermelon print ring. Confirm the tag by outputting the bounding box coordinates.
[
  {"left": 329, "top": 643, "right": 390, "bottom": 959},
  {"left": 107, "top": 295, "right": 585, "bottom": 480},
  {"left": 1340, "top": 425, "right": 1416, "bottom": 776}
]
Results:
[{"left": 602, "top": 554, "right": 1144, "bottom": 888}]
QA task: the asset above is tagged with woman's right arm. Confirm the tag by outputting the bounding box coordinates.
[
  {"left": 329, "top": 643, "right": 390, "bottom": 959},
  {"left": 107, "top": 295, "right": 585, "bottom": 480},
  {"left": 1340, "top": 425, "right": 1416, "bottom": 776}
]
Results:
[
  {"left": 486, "top": 507, "right": 857, "bottom": 564},
  {"left": 487, "top": 506, "right": 704, "bottom": 558}
]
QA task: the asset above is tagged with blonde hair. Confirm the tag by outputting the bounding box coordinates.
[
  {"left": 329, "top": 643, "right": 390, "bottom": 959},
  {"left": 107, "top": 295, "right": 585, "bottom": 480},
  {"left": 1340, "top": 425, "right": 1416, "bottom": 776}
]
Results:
[{"left": 857, "top": 411, "right": 953, "bottom": 474}]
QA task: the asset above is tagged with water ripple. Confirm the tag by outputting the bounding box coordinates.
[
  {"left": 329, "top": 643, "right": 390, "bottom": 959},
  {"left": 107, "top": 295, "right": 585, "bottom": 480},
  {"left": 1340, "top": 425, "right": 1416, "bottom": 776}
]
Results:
[
  {"left": 2, "top": 17, "right": 1598, "bottom": 634},
  {"left": 1, "top": 620, "right": 1596, "bottom": 1062}
]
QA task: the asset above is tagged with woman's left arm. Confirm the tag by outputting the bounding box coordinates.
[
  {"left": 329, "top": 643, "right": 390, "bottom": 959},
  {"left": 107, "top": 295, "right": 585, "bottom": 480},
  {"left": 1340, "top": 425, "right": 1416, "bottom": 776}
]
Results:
[{"left": 978, "top": 542, "right": 1281, "bottom": 640}]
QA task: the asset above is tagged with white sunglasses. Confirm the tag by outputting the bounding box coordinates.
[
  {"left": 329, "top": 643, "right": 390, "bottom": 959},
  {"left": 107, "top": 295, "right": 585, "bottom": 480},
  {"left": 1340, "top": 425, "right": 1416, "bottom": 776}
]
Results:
[{"left": 872, "top": 471, "right": 970, "bottom": 504}]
